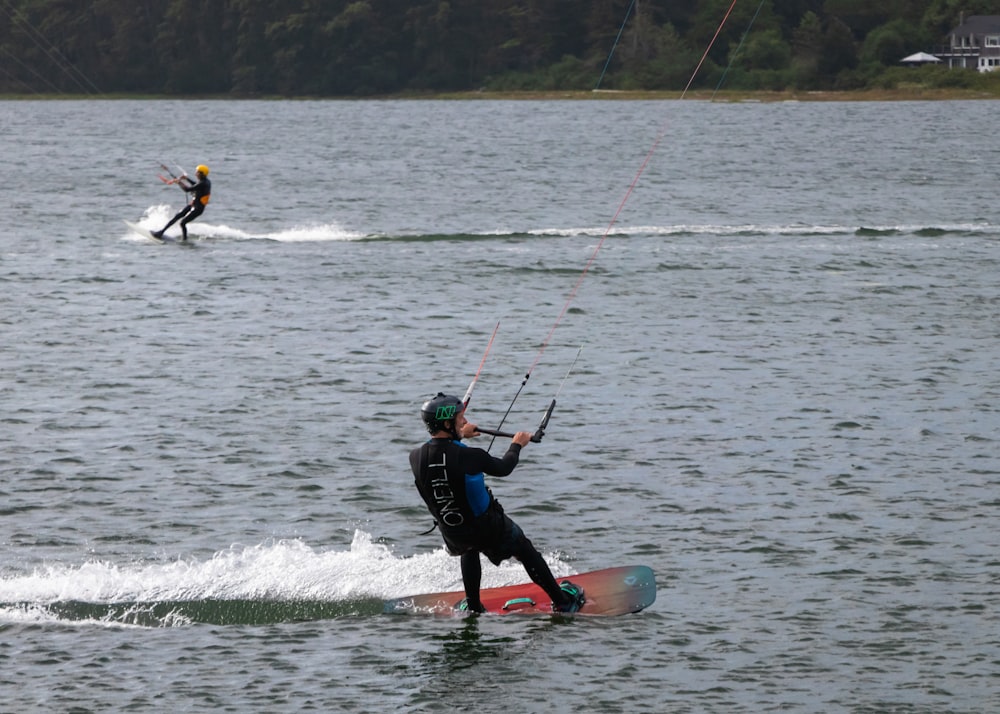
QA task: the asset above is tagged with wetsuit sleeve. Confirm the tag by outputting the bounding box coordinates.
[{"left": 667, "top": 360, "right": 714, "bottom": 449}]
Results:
[
  {"left": 460, "top": 443, "right": 522, "bottom": 478},
  {"left": 408, "top": 446, "right": 423, "bottom": 477}
]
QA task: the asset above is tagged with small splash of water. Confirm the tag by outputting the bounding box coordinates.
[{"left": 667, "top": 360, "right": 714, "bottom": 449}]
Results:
[{"left": 121, "top": 205, "right": 365, "bottom": 243}]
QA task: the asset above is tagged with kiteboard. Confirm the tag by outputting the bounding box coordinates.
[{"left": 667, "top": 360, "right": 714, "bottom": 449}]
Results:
[
  {"left": 384, "top": 565, "right": 656, "bottom": 617},
  {"left": 123, "top": 220, "right": 165, "bottom": 244}
]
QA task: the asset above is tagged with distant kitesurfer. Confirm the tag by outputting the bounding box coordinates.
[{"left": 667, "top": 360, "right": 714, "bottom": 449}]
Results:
[
  {"left": 153, "top": 164, "right": 211, "bottom": 241},
  {"left": 410, "top": 393, "right": 585, "bottom": 614}
]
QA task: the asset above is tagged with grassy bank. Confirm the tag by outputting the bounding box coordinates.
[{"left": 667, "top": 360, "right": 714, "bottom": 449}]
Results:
[
  {"left": 426, "top": 86, "right": 1000, "bottom": 101},
  {"left": 3, "top": 86, "right": 999, "bottom": 101}
]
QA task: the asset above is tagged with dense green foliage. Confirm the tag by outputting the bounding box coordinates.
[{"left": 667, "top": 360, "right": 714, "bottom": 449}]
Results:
[{"left": 2, "top": 0, "right": 999, "bottom": 95}]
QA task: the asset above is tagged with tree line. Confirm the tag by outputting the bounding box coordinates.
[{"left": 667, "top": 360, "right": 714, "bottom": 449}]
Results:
[{"left": 1, "top": 0, "right": 998, "bottom": 96}]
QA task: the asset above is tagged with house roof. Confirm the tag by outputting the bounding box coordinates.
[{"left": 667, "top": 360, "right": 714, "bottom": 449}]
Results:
[{"left": 950, "top": 15, "right": 1000, "bottom": 36}]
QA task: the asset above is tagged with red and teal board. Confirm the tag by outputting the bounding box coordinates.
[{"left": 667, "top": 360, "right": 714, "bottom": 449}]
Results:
[{"left": 384, "top": 565, "right": 656, "bottom": 616}]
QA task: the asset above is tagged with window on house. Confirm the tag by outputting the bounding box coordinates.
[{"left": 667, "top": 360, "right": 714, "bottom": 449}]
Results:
[{"left": 986, "top": 36, "right": 1000, "bottom": 47}]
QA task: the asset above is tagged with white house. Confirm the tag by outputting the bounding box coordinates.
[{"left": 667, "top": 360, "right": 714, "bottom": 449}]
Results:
[{"left": 934, "top": 15, "right": 1000, "bottom": 72}]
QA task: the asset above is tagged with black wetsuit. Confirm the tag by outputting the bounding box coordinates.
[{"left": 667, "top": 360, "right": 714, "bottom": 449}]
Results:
[
  {"left": 160, "top": 176, "right": 211, "bottom": 240},
  {"left": 410, "top": 437, "right": 571, "bottom": 609}
]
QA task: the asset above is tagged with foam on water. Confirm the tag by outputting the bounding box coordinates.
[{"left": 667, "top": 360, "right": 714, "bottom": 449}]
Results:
[
  {"left": 121, "top": 211, "right": 996, "bottom": 245},
  {"left": 531, "top": 221, "right": 997, "bottom": 238},
  {"left": 121, "top": 205, "right": 365, "bottom": 243},
  {"left": 0, "top": 530, "right": 574, "bottom": 626}
]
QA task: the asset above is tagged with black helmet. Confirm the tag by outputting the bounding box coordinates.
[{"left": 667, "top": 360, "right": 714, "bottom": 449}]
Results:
[{"left": 420, "top": 392, "right": 465, "bottom": 435}]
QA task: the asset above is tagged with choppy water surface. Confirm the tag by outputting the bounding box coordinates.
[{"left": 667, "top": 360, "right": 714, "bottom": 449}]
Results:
[{"left": 1, "top": 98, "right": 998, "bottom": 712}]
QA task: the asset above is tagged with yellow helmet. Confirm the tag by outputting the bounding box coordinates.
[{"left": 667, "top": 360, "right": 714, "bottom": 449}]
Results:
[{"left": 196, "top": 164, "right": 210, "bottom": 176}]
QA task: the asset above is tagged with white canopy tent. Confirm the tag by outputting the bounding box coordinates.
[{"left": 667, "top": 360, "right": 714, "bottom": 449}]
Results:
[{"left": 901, "top": 52, "right": 942, "bottom": 64}]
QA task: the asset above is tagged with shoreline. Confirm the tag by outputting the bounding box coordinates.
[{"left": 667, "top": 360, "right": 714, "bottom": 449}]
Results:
[
  {"left": 2, "top": 88, "right": 998, "bottom": 101},
  {"left": 428, "top": 87, "right": 1000, "bottom": 101}
]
